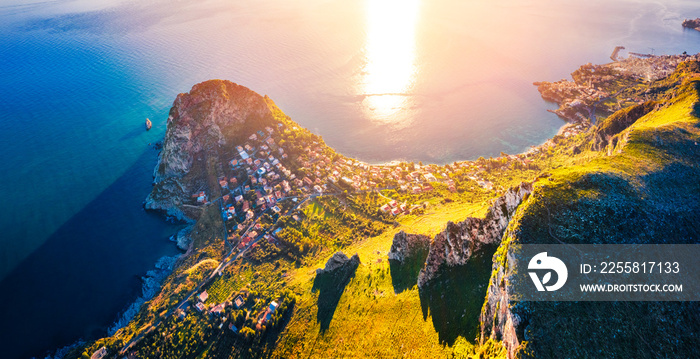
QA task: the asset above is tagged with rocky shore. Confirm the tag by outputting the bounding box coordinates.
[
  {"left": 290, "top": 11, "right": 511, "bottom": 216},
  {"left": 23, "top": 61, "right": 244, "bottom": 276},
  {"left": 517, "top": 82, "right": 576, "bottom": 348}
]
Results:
[{"left": 682, "top": 18, "right": 700, "bottom": 31}]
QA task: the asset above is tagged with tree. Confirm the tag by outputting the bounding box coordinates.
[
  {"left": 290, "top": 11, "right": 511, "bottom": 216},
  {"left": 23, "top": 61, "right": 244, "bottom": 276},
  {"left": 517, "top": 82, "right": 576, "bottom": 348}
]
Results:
[{"left": 240, "top": 326, "right": 256, "bottom": 341}]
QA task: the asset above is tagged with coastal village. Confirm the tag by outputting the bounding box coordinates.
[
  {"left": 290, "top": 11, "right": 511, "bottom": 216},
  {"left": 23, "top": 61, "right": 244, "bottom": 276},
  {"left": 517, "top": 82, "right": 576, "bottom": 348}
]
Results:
[
  {"left": 189, "top": 115, "right": 560, "bottom": 247},
  {"left": 104, "top": 51, "right": 695, "bottom": 358},
  {"left": 150, "top": 49, "right": 700, "bottom": 348},
  {"left": 535, "top": 52, "right": 700, "bottom": 125},
  {"left": 188, "top": 122, "right": 507, "bottom": 256},
  {"left": 157, "top": 110, "right": 557, "bottom": 347},
  {"left": 64, "top": 10, "right": 700, "bottom": 355}
]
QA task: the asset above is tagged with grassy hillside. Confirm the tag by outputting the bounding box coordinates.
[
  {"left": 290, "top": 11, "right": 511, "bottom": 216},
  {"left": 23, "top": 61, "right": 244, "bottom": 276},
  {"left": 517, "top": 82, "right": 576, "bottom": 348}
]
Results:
[
  {"left": 272, "top": 201, "right": 490, "bottom": 358},
  {"left": 491, "top": 77, "right": 700, "bottom": 358},
  {"left": 65, "top": 62, "right": 700, "bottom": 359}
]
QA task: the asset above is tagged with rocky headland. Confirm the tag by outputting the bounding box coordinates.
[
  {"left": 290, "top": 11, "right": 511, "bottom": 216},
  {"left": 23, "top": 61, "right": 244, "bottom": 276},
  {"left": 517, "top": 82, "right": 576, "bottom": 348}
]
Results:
[
  {"left": 145, "top": 80, "right": 275, "bottom": 221},
  {"left": 72, "top": 54, "right": 700, "bottom": 359},
  {"left": 682, "top": 18, "right": 700, "bottom": 31},
  {"left": 535, "top": 53, "right": 700, "bottom": 125}
]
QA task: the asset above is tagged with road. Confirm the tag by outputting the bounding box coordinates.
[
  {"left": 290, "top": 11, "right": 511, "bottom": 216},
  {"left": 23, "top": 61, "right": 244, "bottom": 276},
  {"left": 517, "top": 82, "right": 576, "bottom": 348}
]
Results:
[
  {"left": 118, "top": 227, "right": 261, "bottom": 356},
  {"left": 118, "top": 186, "right": 309, "bottom": 355},
  {"left": 118, "top": 144, "right": 396, "bottom": 355}
]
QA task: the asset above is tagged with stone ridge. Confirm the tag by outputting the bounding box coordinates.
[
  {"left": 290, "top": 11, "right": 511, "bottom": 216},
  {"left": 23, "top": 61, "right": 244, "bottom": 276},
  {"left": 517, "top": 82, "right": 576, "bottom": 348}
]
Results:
[
  {"left": 387, "top": 231, "right": 430, "bottom": 263},
  {"left": 416, "top": 182, "right": 533, "bottom": 288},
  {"left": 145, "top": 80, "right": 275, "bottom": 220},
  {"left": 316, "top": 251, "right": 361, "bottom": 276}
]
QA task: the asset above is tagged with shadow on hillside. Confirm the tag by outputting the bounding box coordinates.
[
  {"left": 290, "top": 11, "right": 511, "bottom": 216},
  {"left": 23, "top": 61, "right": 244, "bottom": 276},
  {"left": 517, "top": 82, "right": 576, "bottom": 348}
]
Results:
[
  {"left": 312, "top": 261, "right": 359, "bottom": 333},
  {"left": 388, "top": 248, "right": 429, "bottom": 294},
  {"left": 418, "top": 244, "right": 497, "bottom": 346}
]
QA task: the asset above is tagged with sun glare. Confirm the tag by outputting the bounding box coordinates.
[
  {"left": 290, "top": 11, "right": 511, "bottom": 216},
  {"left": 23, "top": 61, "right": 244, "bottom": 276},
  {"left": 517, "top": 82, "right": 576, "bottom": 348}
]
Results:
[{"left": 362, "top": 0, "right": 420, "bottom": 125}]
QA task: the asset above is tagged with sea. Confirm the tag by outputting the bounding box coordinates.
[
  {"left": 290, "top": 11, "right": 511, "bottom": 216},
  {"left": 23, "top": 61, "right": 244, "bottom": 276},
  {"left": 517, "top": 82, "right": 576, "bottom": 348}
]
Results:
[{"left": 1, "top": 0, "right": 699, "bottom": 357}]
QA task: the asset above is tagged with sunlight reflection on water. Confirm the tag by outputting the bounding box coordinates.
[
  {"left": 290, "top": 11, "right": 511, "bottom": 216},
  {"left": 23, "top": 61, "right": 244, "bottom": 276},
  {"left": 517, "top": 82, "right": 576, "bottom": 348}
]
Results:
[{"left": 361, "top": 0, "right": 420, "bottom": 127}]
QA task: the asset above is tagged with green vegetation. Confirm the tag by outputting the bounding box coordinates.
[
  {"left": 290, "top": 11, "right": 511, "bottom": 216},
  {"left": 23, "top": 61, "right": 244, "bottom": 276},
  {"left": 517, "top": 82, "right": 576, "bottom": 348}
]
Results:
[
  {"left": 205, "top": 265, "right": 253, "bottom": 304},
  {"left": 70, "top": 62, "right": 700, "bottom": 359},
  {"left": 488, "top": 75, "right": 700, "bottom": 358}
]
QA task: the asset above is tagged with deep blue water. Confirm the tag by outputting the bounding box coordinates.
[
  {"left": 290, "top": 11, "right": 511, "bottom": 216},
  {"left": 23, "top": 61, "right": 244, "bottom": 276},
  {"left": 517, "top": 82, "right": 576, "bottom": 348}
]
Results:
[
  {"left": 0, "top": 19, "right": 182, "bottom": 359},
  {"left": 1, "top": 0, "right": 700, "bottom": 358}
]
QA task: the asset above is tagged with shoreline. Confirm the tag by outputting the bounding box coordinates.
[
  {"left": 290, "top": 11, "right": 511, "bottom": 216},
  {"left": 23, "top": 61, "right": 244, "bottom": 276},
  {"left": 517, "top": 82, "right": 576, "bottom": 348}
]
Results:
[
  {"left": 65, "top": 51, "right": 651, "bottom": 350},
  {"left": 54, "top": 51, "right": 700, "bottom": 358},
  {"left": 107, "top": 254, "right": 182, "bottom": 336},
  {"left": 45, "top": 233, "right": 186, "bottom": 359}
]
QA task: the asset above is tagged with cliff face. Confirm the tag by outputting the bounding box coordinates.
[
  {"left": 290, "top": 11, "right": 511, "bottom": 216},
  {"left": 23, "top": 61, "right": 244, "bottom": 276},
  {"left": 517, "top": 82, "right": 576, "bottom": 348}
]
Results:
[
  {"left": 479, "top": 226, "right": 522, "bottom": 357},
  {"left": 316, "top": 252, "right": 361, "bottom": 276},
  {"left": 591, "top": 100, "right": 657, "bottom": 152},
  {"left": 387, "top": 231, "right": 430, "bottom": 263},
  {"left": 145, "top": 80, "right": 274, "bottom": 220},
  {"left": 416, "top": 183, "right": 532, "bottom": 288},
  {"left": 480, "top": 79, "right": 700, "bottom": 358}
]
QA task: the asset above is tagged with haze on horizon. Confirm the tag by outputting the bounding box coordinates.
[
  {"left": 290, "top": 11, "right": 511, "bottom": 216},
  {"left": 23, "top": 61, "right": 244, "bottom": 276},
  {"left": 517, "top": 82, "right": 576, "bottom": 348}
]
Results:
[{"left": 1, "top": 0, "right": 700, "bottom": 331}]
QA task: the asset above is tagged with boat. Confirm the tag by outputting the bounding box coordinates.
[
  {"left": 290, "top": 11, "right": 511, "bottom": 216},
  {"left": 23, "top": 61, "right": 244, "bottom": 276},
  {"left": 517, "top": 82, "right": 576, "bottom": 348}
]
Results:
[{"left": 145, "top": 118, "right": 152, "bottom": 130}]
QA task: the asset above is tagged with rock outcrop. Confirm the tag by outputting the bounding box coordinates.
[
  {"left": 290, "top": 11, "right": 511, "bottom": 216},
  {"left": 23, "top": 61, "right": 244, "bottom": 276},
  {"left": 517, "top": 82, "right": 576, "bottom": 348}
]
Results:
[
  {"left": 316, "top": 251, "right": 360, "bottom": 276},
  {"left": 479, "top": 238, "right": 522, "bottom": 357},
  {"left": 417, "top": 182, "right": 532, "bottom": 288},
  {"left": 145, "top": 80, "right": 275, "bottom": 220},
  {"left": 313, "top": 252, "right": 361, "bottom": 331},
  {"left": 591, "top": 101, "right": 657, "bottom": 152},
  {"left": 682, "top": 18, "right": 700, "bottom": 31},
  {"left": 170, "top": 227, "right": 192, "bottom": 251},
  {"left": 387, "top": 231, "right": 430, "bottom": 263}
]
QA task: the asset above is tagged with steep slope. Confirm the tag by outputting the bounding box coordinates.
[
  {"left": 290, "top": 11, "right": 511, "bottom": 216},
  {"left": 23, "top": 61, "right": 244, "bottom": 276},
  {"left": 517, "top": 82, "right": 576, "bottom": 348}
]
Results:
[
  {"left": 417, "top": 183, "right": 532, "bottom": 288},
  {"left": 145, "top": 80, "right": 275, "bottom": 220},
  {"left": 481, "top": 78, "right": 700, "bottom": 358},
  {"left": 65, "top": 59, "right": 700, "bottom": 359}
]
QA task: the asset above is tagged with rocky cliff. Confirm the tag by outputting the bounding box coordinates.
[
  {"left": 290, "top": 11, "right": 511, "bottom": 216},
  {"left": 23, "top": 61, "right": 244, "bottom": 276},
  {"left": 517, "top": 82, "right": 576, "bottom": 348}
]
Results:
[
  {"left": 480, "top": 78, "right": 700, "bottom": 358},
  {"left": 387, "top": 231, "right": 430, "bottom": 263},
  {"left": 145, "top": 80, "right": 275, "bottom": 220},
  {"left": 316, "top": 251, "right": 361, "bottom": 276},
  {"left": 416, "top": 182, "right": 532, "bottom": 288},
  {"left": 478, "top": 225, "right": 523, "bottom": 358}
]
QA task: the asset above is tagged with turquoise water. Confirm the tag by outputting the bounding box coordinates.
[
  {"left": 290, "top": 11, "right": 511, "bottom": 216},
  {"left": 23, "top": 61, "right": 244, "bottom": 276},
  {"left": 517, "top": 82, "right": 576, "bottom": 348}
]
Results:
[{"left": 1, "top": 0, "right": 700, "bottom": 357}]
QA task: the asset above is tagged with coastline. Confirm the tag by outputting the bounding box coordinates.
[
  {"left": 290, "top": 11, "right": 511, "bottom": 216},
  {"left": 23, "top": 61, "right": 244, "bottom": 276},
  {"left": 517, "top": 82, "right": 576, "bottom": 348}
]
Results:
[
  {"left": 54, "top": 51, "right": 700, "bottom": 358},
  {"left": 5, "top": 0, "right": 697, "bottom": 353},
  {"left": 70, "top": 52, "right": 642, "bottom": 351},
  {"left": 107, "top": 254, "right": 182, "bottom": 336},
  {"left": 44, "top": 252, "right": 183, "bottom": 359}
]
